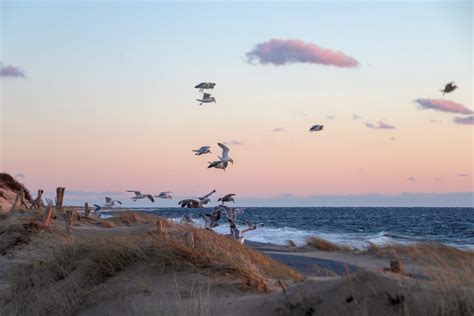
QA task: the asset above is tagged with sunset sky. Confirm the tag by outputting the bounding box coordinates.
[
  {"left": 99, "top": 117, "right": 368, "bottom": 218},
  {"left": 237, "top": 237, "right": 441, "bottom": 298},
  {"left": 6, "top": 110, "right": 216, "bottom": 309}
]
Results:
[{"left": 1, "top": 1, "right": 472, "bottom": 206}]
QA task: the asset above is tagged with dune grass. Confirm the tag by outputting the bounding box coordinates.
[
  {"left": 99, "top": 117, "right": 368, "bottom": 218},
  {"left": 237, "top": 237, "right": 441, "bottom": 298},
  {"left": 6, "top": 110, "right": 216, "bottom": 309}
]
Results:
[
  {"left": 0, "top": 173, "right": 32, "bottom": 201},
  {"left": 306, "top": 236, "right": 351, "bottom": 251},
  {"left": 1, "top": 212, "right": 303, "bottom": 315}
]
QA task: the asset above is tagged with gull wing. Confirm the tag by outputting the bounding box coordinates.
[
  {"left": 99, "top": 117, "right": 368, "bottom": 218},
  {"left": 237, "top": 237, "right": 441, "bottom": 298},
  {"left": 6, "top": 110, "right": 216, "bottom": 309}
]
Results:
[
  {"left": 146, "top": 195, "right": 155, "bottom": 203},
  {"left": 127, "top": 191, "right": 141, "bottom": 196},
  {"left": 223, "top": 193, "right": 236, "bottom": 200},
  {"left": 202, "top": 189, "right": 216, "bottom": 199},
  {"left": 217, "top": 143, "right": 230, "bottom": 159}
]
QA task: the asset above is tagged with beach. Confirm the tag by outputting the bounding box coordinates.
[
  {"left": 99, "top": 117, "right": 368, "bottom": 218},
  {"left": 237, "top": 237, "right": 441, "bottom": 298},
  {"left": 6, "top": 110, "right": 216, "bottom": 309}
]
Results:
[{"left": 1, "top": 208, "right": 473, "bottom": 316}]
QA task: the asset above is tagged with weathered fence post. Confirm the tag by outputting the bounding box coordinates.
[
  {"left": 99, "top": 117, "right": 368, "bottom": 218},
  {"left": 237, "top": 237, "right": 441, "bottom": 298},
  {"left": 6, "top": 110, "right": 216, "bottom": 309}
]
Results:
[
  {"left": 56, "top": 187, "right": 65, "bottom": 213},
  {"left": 65, "top": 210, "right": 75, "bottom": 236},
  {"left": 30, "top": 189, "right": 44, "bottom": 210},
  {"left": 19, "top": 189, "right": 29, "bottom": 210},
  {"left": 9, "top": 192, "right": 20, "bottom": 213},
  {"left": 84, "top": 203, "right": 90, "bottom": 218},
  {"left": 42, "top": 204, "right": 53, "bottom": 227}
]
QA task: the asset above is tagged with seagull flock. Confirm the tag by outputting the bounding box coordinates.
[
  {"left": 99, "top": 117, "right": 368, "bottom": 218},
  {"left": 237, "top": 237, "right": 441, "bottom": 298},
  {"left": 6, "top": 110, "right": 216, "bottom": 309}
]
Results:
[{"left": 92, "top": 81, "right": 458, "bottom": 242}]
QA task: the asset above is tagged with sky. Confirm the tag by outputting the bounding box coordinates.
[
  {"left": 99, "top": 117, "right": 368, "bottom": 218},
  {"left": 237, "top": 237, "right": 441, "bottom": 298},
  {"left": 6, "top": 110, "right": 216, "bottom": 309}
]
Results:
[{"left": 1, "top": 1, "right": 473, "bottom": 207}]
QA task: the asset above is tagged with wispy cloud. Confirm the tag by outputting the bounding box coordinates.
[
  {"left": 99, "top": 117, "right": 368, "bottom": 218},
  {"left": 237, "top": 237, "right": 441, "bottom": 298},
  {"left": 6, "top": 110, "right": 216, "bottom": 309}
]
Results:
[
  {"left": 457, "top": 174, "right": 471, "bottom": 177},
  {"left": 453, "top": 116, "right": 474, "bottom": 125},
  {"left": 415, "top": 98, "right": 473, "bottom": 115},
  {"left": 429, "top": 119, "right": 442, "bottom": 123},
  {"left": 14, "top": 173, "right": 25, "bottom": 179},
  {"left": 0, "top": 63, "right": 25, "bottom": 78},
  {"left": 352, "top": 114, "right": 361, "bottom": 120},
  {"left": 364, "top": 121, "right": 396, "bottom": 129},
  {"left": 245, "top": 39, "right": 359, "bottom": 67},
  {"left": 326, "top": 115, "right": 336, "bottom": 120},
  {"left": 434, "top": 178, "right": 441, "bottom": 181},
  {"left": 273, "top": 127, "right": 285, "bottom": 132}
]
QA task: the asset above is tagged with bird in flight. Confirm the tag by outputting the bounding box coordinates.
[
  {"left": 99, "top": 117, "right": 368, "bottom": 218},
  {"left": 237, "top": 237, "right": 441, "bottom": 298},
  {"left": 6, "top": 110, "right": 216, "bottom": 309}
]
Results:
[
  {"left": 194, "top": 82, "right": 216, "bottom": 92},
  {"left": 218, "top": 193, "right": 236, "bottom": 204},
  {"left": 198, "top": 189, "right": 216, "bottom": 205},
  {"left": 155, "top": 191, "right": 172, "bottom": 199},
  {"left": 440, "top": 82, "right": 458, "bottom": 95},
  {"left": 103, "top": 196, "right": 122, "bottom": 207},
  {"left": 193, "top": 146, "right": 211, "bottom": 156},
  {"left": 126, "top": 191, "right": 155, "bottom": 202},
  {"left": 196, "top": 93, "right": 216, "bottom": 105},
  {"left": 309, "top": 125, "right": 324, "bottom": 132}
]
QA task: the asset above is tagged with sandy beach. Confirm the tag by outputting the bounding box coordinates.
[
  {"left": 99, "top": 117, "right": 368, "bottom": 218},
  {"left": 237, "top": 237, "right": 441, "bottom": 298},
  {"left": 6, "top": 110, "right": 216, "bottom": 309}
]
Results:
[{"left": 1, "top": 207, "right": 472, "bottom": 316}]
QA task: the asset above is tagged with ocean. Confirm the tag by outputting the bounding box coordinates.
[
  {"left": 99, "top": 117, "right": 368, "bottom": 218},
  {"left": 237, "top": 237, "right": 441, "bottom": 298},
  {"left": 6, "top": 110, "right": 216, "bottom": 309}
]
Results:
[{"left": 102, "top": 207, "right": 474, "bottom": 250}]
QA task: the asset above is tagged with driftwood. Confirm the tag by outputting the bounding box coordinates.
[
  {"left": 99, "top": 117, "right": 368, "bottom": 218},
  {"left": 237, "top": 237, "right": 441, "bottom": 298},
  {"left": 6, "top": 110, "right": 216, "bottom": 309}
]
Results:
[
  {"left": 30, "top": 189, "right": 45, "bottom": 210},
  {"left": 56, "top": 187, "right": 66, "bottom": 213},
  {"left": 8, "top": 190, "right": 28, "bottom": 213}
]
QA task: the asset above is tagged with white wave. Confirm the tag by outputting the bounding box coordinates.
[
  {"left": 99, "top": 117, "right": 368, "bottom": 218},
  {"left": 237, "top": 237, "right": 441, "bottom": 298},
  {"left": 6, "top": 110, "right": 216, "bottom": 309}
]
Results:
[{"left": 168, "top": 217, "right": 409, "bottom": 249}]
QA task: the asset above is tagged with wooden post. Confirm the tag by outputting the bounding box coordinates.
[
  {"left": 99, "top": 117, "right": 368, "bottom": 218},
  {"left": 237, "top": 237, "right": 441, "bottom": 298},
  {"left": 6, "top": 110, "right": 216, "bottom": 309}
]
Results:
[
  {"left": 30, "top": 190, "right": 44, "bottom": 210},
  {"left": 19, "top": 189, "right": 29, "bottom": 210},
  {"left": 42, "top": 204, "right": 53, "bottom": 227},
  {"left": 9, "top": 192, "right": 20, "bottom": 213},
  {"left": 184, "top": 231, "right": 194, "bottom": 248},
  {"left": 56, "top": 187, "right": 65, "bottom": 213},
  {"left": 84, "top": 203, "right": 90, "bottom": 218},
  {"left": 66, "top": 210, "right": 75, "bottom": 236}
]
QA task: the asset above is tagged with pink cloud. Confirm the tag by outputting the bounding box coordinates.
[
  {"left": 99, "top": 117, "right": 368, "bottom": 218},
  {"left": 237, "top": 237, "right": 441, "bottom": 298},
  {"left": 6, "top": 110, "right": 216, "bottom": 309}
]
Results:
[
  {"left": 364, "top": 121, "right": 396, "bottom": 129},
  {"left": 453, "top": 116, "right": 474, "bottom": 125},
  {"left": 415, "top": 98, "right": 473, "bottom": 115},
  {"left": 0, "top": 63, "right": 25, "bottom": 78},
  {"left": 245, "top": 39, "right": 359, "bottom": 67}
]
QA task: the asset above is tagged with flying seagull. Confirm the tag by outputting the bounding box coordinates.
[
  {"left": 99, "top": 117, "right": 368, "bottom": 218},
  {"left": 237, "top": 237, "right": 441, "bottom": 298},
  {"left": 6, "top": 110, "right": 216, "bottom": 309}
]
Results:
[
  {"left": 220, "top": 205, "right": 244, "bottom": 221},
  {"left": 228, "top": 218, "right": 245, "bottom": 244},
  {"left": 196, "top": 93, "right": 216, "bottom": 105},
  {"left": 155, "top": 191, "right": 172, "bottom": 199},
  {"left": 309, "top": 125, "right": 324, "bottom": 132},
  {"left": 103, "top": 196, "right": 122, "bottom": 207},
  {"left": 208, "top": 160, "right": 228, "bottom": 171},
  {"left": 126, "top": 191, "right": 155, "bottom": 202},
  {"left": 198, "top": 189, "right": 216, "bottom": 205},
  {"left": 218, "top": 193, "right": 236, "bottom": 204},
  {"left": 193, "top": 146, "right": 211, "bottom": 156},
  {"left": 180, "top": 213, "right": 194, "bottom": 224},
  {"left": 93, "top": 204, "right": 102, "bottom": 214},
  {"left": 200, "top": 206, "right": 221, "bottom": 229},
  {"left": 178, "top": 199, "right": 203, "bottom": 208},
  {"left": 195, "top": 82, "right": 216, "bottom": 92},
  {"left": 440, "top": 82, "right": 458, "bottom": 95},
  {"left": 241, "top": 220, "right": 264, "bottom": 234},
  {"left": 217, "top": 143, "right": 234, "bottom": 164}
]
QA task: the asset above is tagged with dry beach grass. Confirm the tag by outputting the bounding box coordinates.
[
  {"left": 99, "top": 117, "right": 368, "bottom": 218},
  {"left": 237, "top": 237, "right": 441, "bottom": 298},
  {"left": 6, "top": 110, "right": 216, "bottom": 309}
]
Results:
[{"left": 0, "top": 207, "right": 473, "bottom": 315}]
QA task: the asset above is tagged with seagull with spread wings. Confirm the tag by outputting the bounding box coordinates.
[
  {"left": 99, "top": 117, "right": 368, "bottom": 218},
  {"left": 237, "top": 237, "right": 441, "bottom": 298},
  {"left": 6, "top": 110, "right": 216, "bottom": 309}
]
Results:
[
  {"left": 218, "top": 193, "right": 236, "bottom": 204},
  {"left": 193, "top": 146, "right": 211, "bottom": 156},
  {"left": 126, "top": 191, "right": 155, "bottom": 202},
  {"left": 155, "top": 191, "right": 172, "bottom": 199},
  {"left": 103, "top": 196, "right": 122, "bottom": 207}
]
